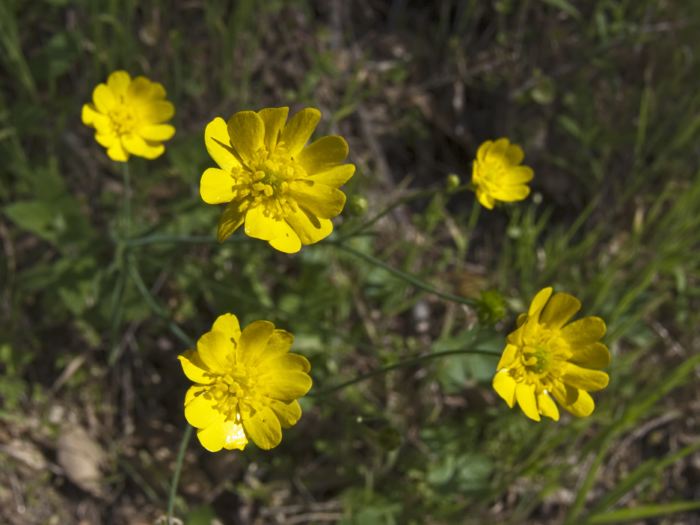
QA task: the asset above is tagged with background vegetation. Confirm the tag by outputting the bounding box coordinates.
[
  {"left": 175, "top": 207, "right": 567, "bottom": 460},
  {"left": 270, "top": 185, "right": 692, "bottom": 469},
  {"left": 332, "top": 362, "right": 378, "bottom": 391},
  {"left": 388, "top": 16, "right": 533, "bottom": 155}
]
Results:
[{"left": 1, "top": 0, "right": 699, "bottom": 523}]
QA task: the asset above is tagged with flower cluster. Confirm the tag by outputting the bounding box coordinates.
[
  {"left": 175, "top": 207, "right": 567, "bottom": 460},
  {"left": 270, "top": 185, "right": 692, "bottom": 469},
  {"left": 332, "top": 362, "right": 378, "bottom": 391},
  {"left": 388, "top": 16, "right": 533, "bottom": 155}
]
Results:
[{"left": 472, "top": 138, "right": 533, "bottom": 210}]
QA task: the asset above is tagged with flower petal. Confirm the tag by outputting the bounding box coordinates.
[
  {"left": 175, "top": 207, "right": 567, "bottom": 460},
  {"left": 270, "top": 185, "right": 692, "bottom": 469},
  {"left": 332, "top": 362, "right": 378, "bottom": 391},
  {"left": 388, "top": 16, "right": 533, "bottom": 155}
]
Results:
[
  {"left": 92, "top": 83, "right": 115, "bottom": 113},
  {"left": 142, "top": 101, "right": 175, "bottom": 123},
  {"left": 244, "top": 206, "right": 289, "bottom": 241},
  {"left": 222, "top": 420, "right": 248, "bottom": 450},
  {"left": 205, "top": 117, "right": 240, "bottom": 172},
  {"left": 570, "top": 342, "right": 610, "bottom": 369},
  {"left": 184, "top": 387, "right": 221, "bottom": 429},
  {"left": 280, "top": 107, "right": 321, "bottom": 156},
  {"left": 107, "top": 141, "right": 129, "bottom": 162},
  {"left": 126, "top": 76, "right": 152, "bottom": 100},
  {"left": 262, "top": 353, "right": 311, "bottom": 373},
  {"left": 285, "top": 208, "right": 333, "bottom": 245},
  {"left": 307, "top": 164, "right": 356, "bottom": 188},
  {"left": 528, "top": 287, "right": 553, "bottom": 319},
  {"left": 178, "top": 349, "right": 214, "bottom": 384},
  {"left": 196, "top": 418, "right": 227, "bottom": 452},
  {"left": 488, "top": 137, "right": 510, "bottom": 159},
  {"left": 505, "top": 143, "right": 524, "bottom": 164},
  {"left": 560, "top": 316, "right": 606, "bottom": 345},
  {"left": 269, "top": 399, "right": 302, "bottom": 428},
  {"left": 227, "top": 110, "right": 265, "bottom": 164},
  {"left": 490, "top": 184, "right": 530, "bottom": 202},
  {"left": 211, "top": 313, "right": 241, "bottom": 343},
  {"left": 477, "top": 140, "right": 493, "bottom": 162},
  {"left": 540, "top": 292, "right": 581, "bottom": 329},
  {"left": 122, "top": 133, "right": 165, "bottom": 159},
  {"left": 475, "top": 188, "right": 495, "bottom": 210},
  {"left": 515, "top": 382, "right": 540, "bottom": 421},
  {"left": 502, "top": 166, "right": 533, "bottom": 185},
  {"left": 269, "top": 222, "right": 302, "bottom": 254},
  {"left": 243, "top": 406, "right": 282, "bottom": 450},
  {"left": 297, "top": 136, "right": 349, "bottom": 174},
  {"left": 289, "top": 180, "right": 347, "bottom": 219},
  {"left": 217, "top": 202, "right": 245, "bottom": 242},
  {"left": 81, "top": 103, "right": 103, "bottom": 127},
  {"left": 257, "top": 107, "right": 289, "bottom": 151},
  {"left": 196, "top": 330, "right": 233, "bottom": 373},
  {"left": 200, "top": 167, "right": 234, "bottom": 204},
  {"left": 537, "top": 391, "right": 559, "bottom": 421},
  {"left": 237, "top": 320, "right": 275, "bottom": 365},
  {"left": 107, "top": 70, "right": 131, "bottom": 96},
  {"left": 139, "top": 124, "right": 175, "bottom": 142},
  {"left": 562, "top": 363, "right": 609, "bottom": 392},
  {"left": 492, "top": 371, "right": 516, "bottom": 408},
  {"left": 552, "top": 383, "right": 595, "bottom": 417},
  {"left": 496, "top": 344, "right": 518, "bottom": 370},
  {"left": 259, "top": 370, "right": 313, "bottom": 400}
]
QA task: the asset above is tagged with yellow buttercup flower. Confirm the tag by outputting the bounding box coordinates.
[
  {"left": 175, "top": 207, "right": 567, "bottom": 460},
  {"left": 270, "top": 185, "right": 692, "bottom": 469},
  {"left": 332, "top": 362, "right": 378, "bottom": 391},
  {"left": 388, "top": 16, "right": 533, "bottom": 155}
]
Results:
[
  {"left": 82, "top": 71, "right": 175, "bottom": 162},
  {"left": 492, "top": 287, "right": 610, "bottom": 421},
  {"left": 200, "top": 107, "right": 355, "bottom": 253},
  {"left": 472, "top": 138, "right": 533, "bottom": 209},
  {"left": 179, "top": 313, "right": 312, "bottom": 452}
]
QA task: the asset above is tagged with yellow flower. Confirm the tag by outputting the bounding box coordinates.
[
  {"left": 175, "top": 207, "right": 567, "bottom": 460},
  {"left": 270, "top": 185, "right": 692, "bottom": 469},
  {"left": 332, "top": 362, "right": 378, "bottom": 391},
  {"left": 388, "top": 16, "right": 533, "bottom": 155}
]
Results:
[
  {"left": 492, "top": 287, "right": 610, "bottom": 421},
  {"left": 179, "top": 313, "right": 312, "bottom": 452},
  {"left": 81, "top": 71, "right": 175, "bottom": 162},
  {"left": 472, "top": 138, "right": 533, "bottom": 209},
  {"left": 200, "top": 107, "right": 355, "bottom": 253}
]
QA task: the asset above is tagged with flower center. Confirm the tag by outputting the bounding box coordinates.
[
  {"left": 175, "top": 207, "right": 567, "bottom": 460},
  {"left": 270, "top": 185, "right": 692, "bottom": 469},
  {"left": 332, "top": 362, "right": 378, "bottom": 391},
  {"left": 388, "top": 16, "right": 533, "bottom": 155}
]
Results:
[
  {"left": 108, "top": 98, "right": 138, "bottom": 136},
  {"left": 231, "top": 146, "right": 306, "bottom": 219},
  {"left": 522, "top": 345, "right": 550, "bottom": 374},
  {"left": 209, "top": 363, "right": 265, "bottom": 420}
]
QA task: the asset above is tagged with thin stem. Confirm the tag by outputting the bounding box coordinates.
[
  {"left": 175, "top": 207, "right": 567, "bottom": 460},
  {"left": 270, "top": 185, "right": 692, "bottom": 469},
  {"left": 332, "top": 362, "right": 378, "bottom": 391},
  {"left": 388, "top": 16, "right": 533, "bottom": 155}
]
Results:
[
  {"left": 332, "top": 242, "right": 477, "bottom": 307},
  {"left": 167, "top": 425, "right": 193, "bottom": 524},
  {"left": 128, "top": 262, "right": 194, "bottom": 347},
  {"left": 127, "top": 234, "right": 217, "bottom": 247},
  {"left": 312, "top": 348, "right": 500, "bottom": 397},
  {"left": 122, "top": 162, "right": 131, "bottom": 239},
  {"left": 462, "top": 202, "right": 482, "bottom": 256}
]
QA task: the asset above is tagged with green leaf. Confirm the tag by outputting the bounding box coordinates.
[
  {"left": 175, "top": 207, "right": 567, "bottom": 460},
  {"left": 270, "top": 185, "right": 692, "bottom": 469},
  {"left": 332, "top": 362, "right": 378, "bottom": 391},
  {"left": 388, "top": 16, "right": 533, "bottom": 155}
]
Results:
[{"left": 588, "top": 501, "right": 700, "bottom": 524}]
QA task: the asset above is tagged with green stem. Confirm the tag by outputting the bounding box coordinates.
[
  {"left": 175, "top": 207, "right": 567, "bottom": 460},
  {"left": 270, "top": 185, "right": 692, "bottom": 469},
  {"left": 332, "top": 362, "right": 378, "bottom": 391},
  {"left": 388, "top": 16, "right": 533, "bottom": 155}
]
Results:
[
  {"left": 463, "top": 202, "right": 481, "bottom": 256},
  {"left": 122, "top": 162, "right": 131, "bottom": 239},
  {"left": 167, "top": 424, "right": 193, "bottom": 524},
  {"left": 312, "top": 348, "right": 500, "bottom": 397},
  {"left": 332, "top": 242, "right": 476, "bottom": 307}
]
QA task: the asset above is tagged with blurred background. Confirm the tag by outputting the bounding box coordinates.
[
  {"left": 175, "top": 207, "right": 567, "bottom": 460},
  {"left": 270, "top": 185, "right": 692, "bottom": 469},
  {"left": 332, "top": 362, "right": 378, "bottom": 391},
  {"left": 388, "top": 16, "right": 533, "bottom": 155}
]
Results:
[{"left": 1, "top": 1, "right": 699, "bottom": 524}]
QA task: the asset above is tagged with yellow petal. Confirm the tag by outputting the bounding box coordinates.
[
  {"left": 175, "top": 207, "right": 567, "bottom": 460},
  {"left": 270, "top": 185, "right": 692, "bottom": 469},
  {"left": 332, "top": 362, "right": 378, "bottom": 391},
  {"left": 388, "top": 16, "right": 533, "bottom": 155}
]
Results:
[
  {"left": 196, "top": 330, "right": 233, "bottom": 373},
  {"left": 570, "top": 342, "right": 610, "bottom": 369},
  {"left": 247, "top": 329, "right": 294, "bottom": 368},
  {"left": 537, "top": 392, "right": 559, "bottom": 421},
  {"left": 139, "top": 124, "right": 175, "bottom": 142},
  {"left": 200, "top": 167, "right": 234, "bottom": 204},
  {"left": 562, "top": 364, "right": 609, "bottom": 392},
  {"left": 289, "top": 180, "right": 347, "bottom": 219},
  {"left": 259, "top": 370, "right": 312, "bottom": 400},
  {"left": 227, "top": 110, "right": 265, "bottom": 164},
  {"left": 516, "top": 313, "right": 528, "bottom": 327},
  {"left": 280, "top": 107, "right": 321, "bottom": 156},
  {"left": 476, "top": 140, "right": 493, "bottom": 162},
  {"left": 122, "top": 133, "right": 165, "bottom": 159},
  {"left": 515, "top": 383, "right": 541, "bottom": 421},
  {"left": 505, "top": 143, "right": 524, "bottom": 164},
  {"left": 262, "top": 353, "right": 311, "bottom": 373},
  {"left": 552, "top": 383, "right": 595, "bottom": 417},
  {"left": 268, "top": 221, "right": 302, "bottom": 254},
  {"left": 205, "top": 117, "right": 240, "bottom": 172},
  {"left": 217, "top": 202, "right": 245, "bottom": 242},
  {"left": 178, "top": 349, "right": 214, "bottom": 384},
  {"left": 211, "top": 313, "right": 241, "bottom": 343},
  {"left": 237, "top": 320, "right": 275, "bottom": 365},
  {"left": 107, "top": 141, "right": 129, "bottom": 162},
  {"left": 502, "top": 166, "right": 533, "bottom": 185},
  {"left": 560, "top": 316, "right": 606, "bottom": 345},
  {"left": 540, "top": 292, "right": 581, "bottom": 329},
  {"left": 92, "top": 83, "right": 115, "bottom": 113},
  {"left": 528, "top": 287, "right": 553, "bottom": 319},
  {"left": 242, "top": 406, "right": 282, "bottom": 450},
  {"left": 222, "top": 420, "right": 248, "bottom": 450},
  {"left": 107, "top": 70, "right": 131, "bottom": 96},
  {"left": 488, "top": 137, "right": 510, "bottom": 159},
  {"left": 143, "top": 101, "right": 175, "bottom": 123},
  {"left": 244, "top": 206, "right": 288, "bottom": 241},
  {"left": 95, "top": 132, "right": 115, "bottom": 148},
  {"left": 81, "top": 103, "right": 101, "bottom": 126},
  {"left": 126, "top": 76, "right": 152, "bottom": 99},
  {"left": 196, "top": 418, "right": 227, "bottom": 452},
  {"left": 492, "top": 371, "right": 516, "bottom": 408},
  {"left": 496, "top": 344, "right": 518, "bottom": 370},
  {"left": 475, "top": 188, "right": 495, "bottom": 210},
  {"left": 148, "top": 81, "right": 166, "bottom": 100},
  {"left": 257, "top": 107, "right": 289, "bottom": 151},
  {"left": 269, "top": 399, "right": 302, "bottom": 428},
  {"left": 297, "top": 136, "right": 349, "bottom": 174},
  {"left": 491, "top": 184, "right": 530, "bottom": 202},
  {"left": 184, "top": 387, "right": 221, "bottom": 428},
  {"left": 286, "top": 208, "right": 333, "bottom": 245},
  {"left": 307, "top": 164, "right": 356, "bottom": 188}
]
